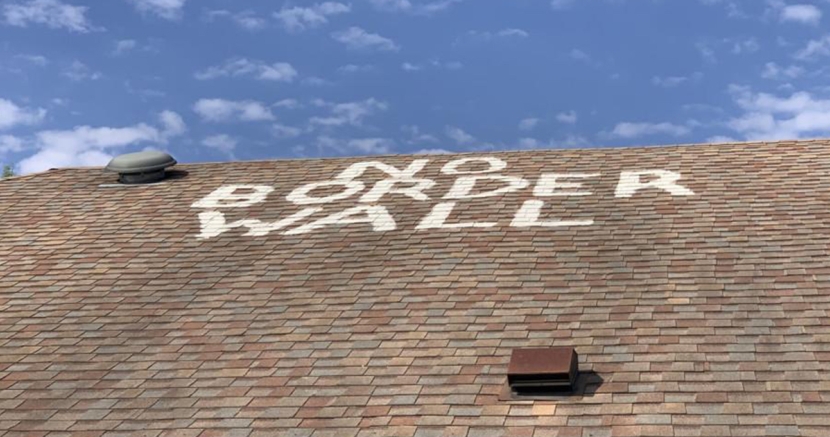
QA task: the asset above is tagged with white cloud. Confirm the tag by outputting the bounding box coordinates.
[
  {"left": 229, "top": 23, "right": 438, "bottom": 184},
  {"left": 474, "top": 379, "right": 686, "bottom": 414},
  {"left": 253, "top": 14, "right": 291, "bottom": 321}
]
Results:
[
  {"left": 273, "top": 99, "right": 299, "bottom": 109},
  {"left": 414, "top": 148, "right": 452, "bottom": 154},
  {"left": 193, "top": 99, "right": 275, "bottom": 122},
  {"left": 113, "top": 39, "right": 137, "bottom": 55},
  {"left": 0, "top": 135, "right": 25, "bottom": 154},
  {"left": 780, "top": 4, "right": 821, "bottom": 25},
  {"left": 274, "top": 2, "right": 350, "bottom": 32},
  {"left": 555, "top": 111, "right": 578, "bottom": 124},
  {"left": 2, "top": 0, "right": 95, "bottom": 32},
  {"left": 15, "top": 54, "right": 49, "bottom": 66},
  {"left": 561, "top": 134, "right": 591, "bottom": 148},
  {"left": 402, "top": 125, "right": 438, "bottom": 144},
  {"left": 610, "top": 122, "right": 691, "bottom": 138},
  {"left": 724, "top": 85, "right": 830, "bottom": 140},
  {"left": 368, "top": 0, "right": 461, "bottom": 15},
  {"left": 516, "top": 135, "right": 591, "bottom": 149},
  {"left": 159, "top": 110, "right": 186, "bottom": 136},
  {"left": 761, "top": 62, "right": 804, "bottom": 80},
  {"left": 699, "top": 0, "right": 747, "bottom": 18},
  {"left": 195, "top": 58, "right": 298, "bottom": 82},
  {"left": 707, "top": 135, "right": 738, "bottom": 143},
  {"left": 127, "top": 0, "right": 186, "bottom": 20},
  {"left": 498, "top": 28, "right": 529, "bottom": 38},
  {"left": 730, "top": 37, "right": 759, "bottom": 54},
  {"left": 461, "top": 28, "right": 529, "bottom": 43},
  {"left": 17, "top": 110, "right": 185, "bottom": 174},
  {"left": 569, "top": 49, "right": 592, "bottom": 62},
  {"left": 696, "top": 42, "right": 717, "bottom": 63},
  {"left": 401, "top": 59, "right": 462, "bottom": 71},
  {"left": 0, "top": 98, "right": 46, "bottom": 130},
  {"left": 331, "top": 27, "right": 399, "bottom": 51},
  {"left": 517, "top": 138, "right": 546, "bottom": 149},
  {"left": 795, "top": 35, "right": 830, "bottom": 60},
  {"left": 309, "top": 98, "right": 388, "bottom": 128},
  {"left": 518, "top": 117, "right": 540, "bottom": 131},
  {"left": 445, "top": 126, "right": 475, "bottom": 144},
  {"left": 347, "top": 138, "right": 394, "bottom": 154},
  {"left": 272, "top": 124, "right": 302, "bottom": 138},
  {"left": 63, "top": 60, "right": 102, "bottom": 81},
  {"left": 202, "top": 134, "right": 237, "bottom": 154},
  {"left": 206, "top": 10, "right": 266, "bottom": 30},
  {"left": 338, "top": 64, "right": 374, "bottom": 73}
]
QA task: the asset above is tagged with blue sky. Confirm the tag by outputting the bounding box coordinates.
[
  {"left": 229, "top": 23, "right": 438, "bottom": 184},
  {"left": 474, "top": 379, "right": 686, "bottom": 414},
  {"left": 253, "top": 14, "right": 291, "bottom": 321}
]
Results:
[{"left": 1, "top": 0, "right": 830, "bottom": 174}]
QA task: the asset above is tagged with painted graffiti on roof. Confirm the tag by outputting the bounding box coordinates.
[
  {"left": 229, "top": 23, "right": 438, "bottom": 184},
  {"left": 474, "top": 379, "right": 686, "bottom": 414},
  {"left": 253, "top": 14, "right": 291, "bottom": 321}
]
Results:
[{"left": 190, "top": 157, "right": 694, "bottom": 239}]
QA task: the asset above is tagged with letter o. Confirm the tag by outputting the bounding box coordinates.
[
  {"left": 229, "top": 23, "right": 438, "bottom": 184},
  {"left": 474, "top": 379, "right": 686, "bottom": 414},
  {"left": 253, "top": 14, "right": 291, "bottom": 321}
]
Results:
[{"left": 441, "top": 157, "right": 507, "bottom": 175}]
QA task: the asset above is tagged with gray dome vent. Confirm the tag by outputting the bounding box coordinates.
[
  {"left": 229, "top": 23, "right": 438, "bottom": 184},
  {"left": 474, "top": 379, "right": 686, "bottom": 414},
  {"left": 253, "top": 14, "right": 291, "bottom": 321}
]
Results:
[{"left": 105, "top": 151, "right": 177, "bottom": 184}]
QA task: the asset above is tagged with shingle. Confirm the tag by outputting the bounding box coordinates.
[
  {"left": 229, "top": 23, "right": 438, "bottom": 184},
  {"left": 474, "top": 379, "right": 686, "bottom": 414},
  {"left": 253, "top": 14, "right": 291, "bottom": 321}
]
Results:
[{"left": 2, "top": 141, "right": 830, "bottom": 436}]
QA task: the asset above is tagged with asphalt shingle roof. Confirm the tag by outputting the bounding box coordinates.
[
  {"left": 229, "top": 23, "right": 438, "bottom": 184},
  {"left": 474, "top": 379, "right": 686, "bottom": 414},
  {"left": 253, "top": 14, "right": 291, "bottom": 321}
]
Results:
[{"left": 1, "top": 140, "right": 830, "bottom": 437}]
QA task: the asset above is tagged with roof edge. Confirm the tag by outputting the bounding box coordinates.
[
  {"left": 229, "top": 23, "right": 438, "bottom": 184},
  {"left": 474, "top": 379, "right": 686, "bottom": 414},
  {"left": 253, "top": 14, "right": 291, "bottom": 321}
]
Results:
[{"left": 6, "top": 138, "right": 829, "bottom": 177}]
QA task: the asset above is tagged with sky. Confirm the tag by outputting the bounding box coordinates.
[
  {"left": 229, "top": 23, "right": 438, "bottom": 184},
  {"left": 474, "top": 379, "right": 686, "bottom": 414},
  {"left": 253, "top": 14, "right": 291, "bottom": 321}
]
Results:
[{"left": 2, "top": 0, "right": 830, "bottom": 174}]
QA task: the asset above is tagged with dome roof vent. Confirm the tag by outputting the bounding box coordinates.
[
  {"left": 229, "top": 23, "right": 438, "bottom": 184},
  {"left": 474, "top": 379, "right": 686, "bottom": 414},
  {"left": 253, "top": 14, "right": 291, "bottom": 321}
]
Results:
[{"left": 105, "top": 151, "right": 177, "bottom": 184}]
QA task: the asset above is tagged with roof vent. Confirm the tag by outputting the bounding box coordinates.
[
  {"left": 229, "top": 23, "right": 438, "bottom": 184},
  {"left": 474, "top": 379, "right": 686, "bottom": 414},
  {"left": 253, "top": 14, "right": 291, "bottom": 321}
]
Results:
[
  {"left": 105, "top": 151, "right": 177, "bottom": 184},
  {"left": 507, "top": 347, "right": 579, "bottom": 397}
]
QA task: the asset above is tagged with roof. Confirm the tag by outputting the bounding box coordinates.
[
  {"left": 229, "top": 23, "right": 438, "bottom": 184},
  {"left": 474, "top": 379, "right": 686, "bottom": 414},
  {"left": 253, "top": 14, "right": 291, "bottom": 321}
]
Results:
[{"left": 2, "top": 140, "right": 830, "bottom": 437}]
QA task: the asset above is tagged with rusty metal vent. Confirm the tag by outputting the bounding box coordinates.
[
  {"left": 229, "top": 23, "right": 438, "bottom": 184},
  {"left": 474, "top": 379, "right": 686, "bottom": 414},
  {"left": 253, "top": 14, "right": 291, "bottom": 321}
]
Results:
[{"left": 507, "top": 347, "right": 579, "bottom": 396}]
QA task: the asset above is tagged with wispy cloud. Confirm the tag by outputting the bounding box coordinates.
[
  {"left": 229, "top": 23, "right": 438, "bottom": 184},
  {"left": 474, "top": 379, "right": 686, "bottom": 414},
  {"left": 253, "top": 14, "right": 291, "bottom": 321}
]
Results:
[
  {"left": 127, "top": 0, "right": 187, "bottom": 20},
  {"left": 274, "top": 2, "right": 350, "bottom": 32},
  {"left": 555, "top": 111, "right": 578, "bottom": 124},
  {"left": 272, "top": 124, "right": 302, "bottom": 139},
  {"left": 2, "top": 0, "right": 96, "bottom": 32},
  {"left": 696, "top": 42, "right": 717, "bottom": 63},
  {"left": 459, "top": 28, "right": 529, "bottom": 44},
  {"left": 205, "top": 9, "right": 267, "bottom": 31},
  {"left": 14, "top": 54, "right": 49, "bottom": 66},
  {"left": 518, "top": 117, "right": 540, "bottom": 131},
  {"left": 113, "top": 39, "right": 137, "bottom": 55},
  {"left": 368, "top": 0, "right": 462, "bottom": 15},
  {"left": 414, "top": 148, "right": 452, "bottom": 154},
  {"left": 402, "top": 125, "right": 439, "bottom": 144},
  {"left": 401, "top": 59, "right": 462, "bottom": 72},
  {"left": 0, "top": 135, "right": 25, "bottom": 155},
  {"left": 309, "top": 98, "right": 388, "bottom": 128},
  {"left": 202, "top": 134, "right": 237, "bottom": 155},
  {"left": 338, "top": 64, "right": 375, "bottom": 74},
  {"left": 195, "top": 58, "right": 298, "bottom": 82},
  {"left": 0, "top": 98, "right": 46, "bottom": 130},
  {"left": 795, "top": 35, "right": 830, "bottom": 60},
  {"left": 516, "top": 135, "right": 591, "bottom": 149},
  {"left": 723, "top": 85, "right": 830, "bottom": 140},
  {"left": 63, "top": 60, "right": 102, "bottom": 81},
  {"left": 16, "top": 110, "right": 185, "bottom": 174},
  {"left": 761, "top": 62, "right": 804, "bottom": 80},
  {"left": 652, "top": 72, "right": 702, "bottom": 88},
  {"left": 193, "top": 99, "right": 275, "bottom": 122},
  {"left": 445, "top": 126, "right": 475, "bottom": 144},
  {"left": 609, "top": 121, "right": 691, "bottom": 139},
  {"left": 331, "top": 27, "right": 400, "bottom": 51},
  {"left": 730, "top": 37, "right": 759, "bottom": 54}
]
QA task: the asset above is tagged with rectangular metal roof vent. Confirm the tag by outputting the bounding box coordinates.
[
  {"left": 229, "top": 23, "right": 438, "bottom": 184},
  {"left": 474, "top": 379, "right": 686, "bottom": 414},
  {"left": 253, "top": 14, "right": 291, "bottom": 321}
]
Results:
[{"left": 507, "top": 347, "right": 579, "bottom": 397}]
